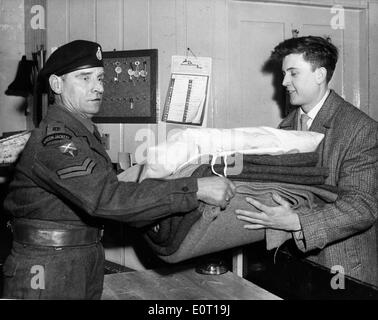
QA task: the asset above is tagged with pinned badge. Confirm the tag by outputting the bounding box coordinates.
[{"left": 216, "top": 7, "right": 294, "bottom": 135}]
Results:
[
  {"left": 96, "top": 47, "right": 102, "bottom": 61},
  {"left": 59, "top": 142, "right": 78, "bottom": 157}
]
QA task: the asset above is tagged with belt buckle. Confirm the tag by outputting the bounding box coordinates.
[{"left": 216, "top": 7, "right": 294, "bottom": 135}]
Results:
[
  {"left": 98, "top": 228, "right": 104, "bottom": 241},
  {"left": 6, "top": 220, "right": 13, "bottom": 233}
]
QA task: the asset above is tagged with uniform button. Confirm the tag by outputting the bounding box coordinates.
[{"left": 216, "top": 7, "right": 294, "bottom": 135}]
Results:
[
  {"left": 153, "top": 224, "right": 160, "bottom": 233},
  {"left": 182, "top": 186, "right": 189, "bottom": 192}
]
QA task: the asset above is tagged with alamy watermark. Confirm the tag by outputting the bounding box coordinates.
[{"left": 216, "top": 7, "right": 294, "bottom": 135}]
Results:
[
  {"left": 30, "top": 5, "right": 45, "bottom": 30},
  {"left": 30, "top": 265, "right": 45, "bottom": 290},
  {"left": 133, "top": 123, "right": 244, "bottom": 176},
  {"left": 330, "top": 5, "right": 345, "bottom": 30},
  {"left": 330, "top": 265, "right": 345, "bottom": 290}
]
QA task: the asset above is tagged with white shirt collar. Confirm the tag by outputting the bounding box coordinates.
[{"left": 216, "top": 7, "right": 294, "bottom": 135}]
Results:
[{"left": 299, "top": 89, "right": 330, "bottom": 126}]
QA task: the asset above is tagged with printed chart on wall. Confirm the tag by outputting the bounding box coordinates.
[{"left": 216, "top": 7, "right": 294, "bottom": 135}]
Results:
[{"left": 161, "top": 55, "right": 212, "bottom": 126}]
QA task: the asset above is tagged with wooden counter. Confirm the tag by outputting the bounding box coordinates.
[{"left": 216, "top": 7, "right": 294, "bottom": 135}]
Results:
[{"left": 101, "top": 266, "right": 281, "bottom": 300}]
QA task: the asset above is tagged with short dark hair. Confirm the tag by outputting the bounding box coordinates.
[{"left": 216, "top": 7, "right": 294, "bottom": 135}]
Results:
[{"left": 270, "top": 36, "right": 338, "bottom": 83}]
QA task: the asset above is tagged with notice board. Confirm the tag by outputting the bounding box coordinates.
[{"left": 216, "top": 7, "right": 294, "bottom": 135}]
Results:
[{"left": 93, "top": 49, "right": 157, "bottom": 124}]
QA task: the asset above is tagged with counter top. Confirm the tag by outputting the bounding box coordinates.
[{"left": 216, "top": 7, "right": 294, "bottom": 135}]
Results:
[{"left": 101, "top": 266, "right": 281, "bottom": 300}]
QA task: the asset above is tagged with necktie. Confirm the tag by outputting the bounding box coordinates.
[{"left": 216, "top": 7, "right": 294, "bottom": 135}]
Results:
[{"left": 300, "top": 113, "right": 311, "bottom": 131}]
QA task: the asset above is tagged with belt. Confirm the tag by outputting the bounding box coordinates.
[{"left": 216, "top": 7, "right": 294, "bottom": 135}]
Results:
[{"left": 10, "top": 221, "right": 104, "bottom": 247}]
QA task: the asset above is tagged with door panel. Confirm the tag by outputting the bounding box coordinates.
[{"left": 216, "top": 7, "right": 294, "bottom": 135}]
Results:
[
  {"left": 228, "top": 1, "right": 365, "bottom": 128},
  {"left": 240, "top": 21, "right": 286, "bottom": 127}
]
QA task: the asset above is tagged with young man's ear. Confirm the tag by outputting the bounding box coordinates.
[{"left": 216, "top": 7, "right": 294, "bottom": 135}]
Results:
[
  {"left": 49, "top": 75, "right": 64, "bottom": 94},
  {"left": 315, "top": 67, "right": 327, "bottom": 84}
]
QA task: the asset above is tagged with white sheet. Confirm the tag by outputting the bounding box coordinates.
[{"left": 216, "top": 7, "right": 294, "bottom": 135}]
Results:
[{"left": 140, "top": 126, "right": 324, "bottom": 180}]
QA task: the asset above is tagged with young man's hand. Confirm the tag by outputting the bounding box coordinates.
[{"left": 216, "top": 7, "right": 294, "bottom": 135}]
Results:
[{"left": 235, "top": 193, "right": 302, "bottom": 231}]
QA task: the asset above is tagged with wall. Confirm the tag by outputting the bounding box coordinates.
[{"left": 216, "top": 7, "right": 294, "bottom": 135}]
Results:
[
  {"left": 43, "top": 0, "right": 378, "bottom": 270},
  {"left": 45, "top": 0, "right": 235, "bottom": 163},
  {"left": 2, "top": 0, "right": 378, "bottom": 136},
  {"left": 45, "top": 0, "right": 378, "bottom": 163},
  {"left": 0, "top": 0, "right": 27, "bottom": 136},
  {"left": 368, "top": 0, "right": 378, "bottom": 121}
]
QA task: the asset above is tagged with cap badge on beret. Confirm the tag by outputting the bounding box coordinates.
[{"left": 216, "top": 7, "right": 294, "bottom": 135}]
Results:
[{"left": 96, "top": 47, "right": 102, "bottom": 61}]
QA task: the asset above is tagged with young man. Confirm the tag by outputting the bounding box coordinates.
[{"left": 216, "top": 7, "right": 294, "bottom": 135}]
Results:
[
  {"left": 236, "top": 36, "right": 378, "bottom": 285},
  {"left": 2, "top": 40, "right": 236, "bottom": 299}
]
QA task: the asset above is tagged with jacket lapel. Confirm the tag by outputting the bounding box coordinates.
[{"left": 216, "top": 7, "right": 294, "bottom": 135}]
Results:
[
  {"left": 309, "top": 90, "right": 342, "bottom": 135},
  {"left": 309, "top": 90, "right": 343, "bottom": 166},
  {"left": 278, "top": 109, "right": 299, "bottom": 130},
  {"left": 278, "top": 90, "right": 344, "bottom": 166}
]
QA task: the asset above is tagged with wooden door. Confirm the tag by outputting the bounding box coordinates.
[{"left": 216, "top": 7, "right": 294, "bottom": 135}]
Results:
[{"left": 226, "top": 1, "right": 367, "bottom": 129}]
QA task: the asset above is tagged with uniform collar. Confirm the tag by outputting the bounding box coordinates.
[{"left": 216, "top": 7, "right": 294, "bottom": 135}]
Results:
[
  {"left": 45, "top": 104, "right": 95, "bottom": 137},
  {"left": 70, "top": 112, "right": 95, "bottom": 134}
]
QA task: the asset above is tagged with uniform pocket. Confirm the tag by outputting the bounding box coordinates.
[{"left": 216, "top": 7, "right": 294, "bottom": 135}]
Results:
[{"left": 2, "top": 255, "right": 18, "bottom": 278}]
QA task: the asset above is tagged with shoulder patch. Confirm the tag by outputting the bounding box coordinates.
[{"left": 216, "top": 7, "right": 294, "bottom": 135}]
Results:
[
  {"left": 42, "top": 122, "right": 72, "bottom": 146},
  {"left": 46, "top": 122, "right": 66, "bottom": 135},
  {"left": 56, "top": 158, "right": 96, "bottom": 180},
  {"left": 42, "top": 133, "right": 72, "bottom": 146}
]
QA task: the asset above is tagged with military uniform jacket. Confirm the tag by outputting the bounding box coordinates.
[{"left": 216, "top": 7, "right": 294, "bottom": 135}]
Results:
[
  {"left": 4, "top": 105, "right": 199, "bottom": 228},
  {"left": 279, "top": 90, "right": 378, "bottom": 285}
]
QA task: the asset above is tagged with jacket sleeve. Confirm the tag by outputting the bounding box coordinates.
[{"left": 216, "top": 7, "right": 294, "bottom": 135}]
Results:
[
  {"left": 294, "top": 120, "right": 378, "bottom": 252},
  {"left": 31, "top": 136, "right": 199, "bottom": 227}
]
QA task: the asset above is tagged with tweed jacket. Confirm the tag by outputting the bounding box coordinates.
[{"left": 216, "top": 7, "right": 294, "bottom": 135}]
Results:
[
  {"left": 279, "top": 90, "right": 378, "bottom": 285},
  {"left": 4, "top": 105, "right": 199, "bottom": 228}
]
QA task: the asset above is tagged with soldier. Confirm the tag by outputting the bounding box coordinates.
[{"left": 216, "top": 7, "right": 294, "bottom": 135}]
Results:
[{"left": 2, "top": 40, "right": 236, "bottom": 299}]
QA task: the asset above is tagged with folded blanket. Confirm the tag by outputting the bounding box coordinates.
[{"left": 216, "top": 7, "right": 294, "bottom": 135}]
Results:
[
  {"left": 140, "top": 151, "right": 335, "bottom": 262},
  {"left": 141, "top": 165, "right": 207, "bottom": 254},
  {"left": 212, "top": 152, "right": 328, "bottom": 181},
  {"left": 224, "top": 164, "right": 328, "bottom": 177},
  {"left": 235, "top": 182, "right": 338, "bottom": 205},
  {"left": 220, "top": 152, "right": 319, "bottom": 167},
  {"left": 143, "top": 183, "right": 265, "bottom": 258},
  {"left": 235, "top": 182, "right": 337, "bottom": 250},
  {"left": 165, "top": 152, "right": 324, "bottom": 179},
  {"left": 142, "top": 181, "right": 338, "bottom": 261},
  {"left": 224, "top": 174, "right": 327, "bottom": 185},
  {"left": 196, "top": 162, "right": 329, "bottom": 185},
  {"left": 141, "top": 204, "right": 203, "bottom": 252}
]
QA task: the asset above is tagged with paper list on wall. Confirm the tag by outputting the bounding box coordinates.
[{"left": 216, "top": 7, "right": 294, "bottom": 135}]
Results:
[
  {"left": 166, "top": 74, "right": 208, "bottom": 123},
  {"left": 162, "top": 55, "right": 212, "bottom": 126}
]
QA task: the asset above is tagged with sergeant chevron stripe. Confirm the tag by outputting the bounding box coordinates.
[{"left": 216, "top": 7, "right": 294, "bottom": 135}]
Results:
[{"left": 56, "top": 158, "right": 96, "bottom": 179}]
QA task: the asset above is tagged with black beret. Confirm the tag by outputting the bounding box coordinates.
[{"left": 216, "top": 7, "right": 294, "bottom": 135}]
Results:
[{"left": 39, "top": 40, "right": 103, "bottom": 81}]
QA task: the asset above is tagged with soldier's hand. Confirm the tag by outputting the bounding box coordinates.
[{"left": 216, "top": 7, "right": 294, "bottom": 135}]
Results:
[{"left": 197, "top": 176, "right": 236, "bottom": 209}]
